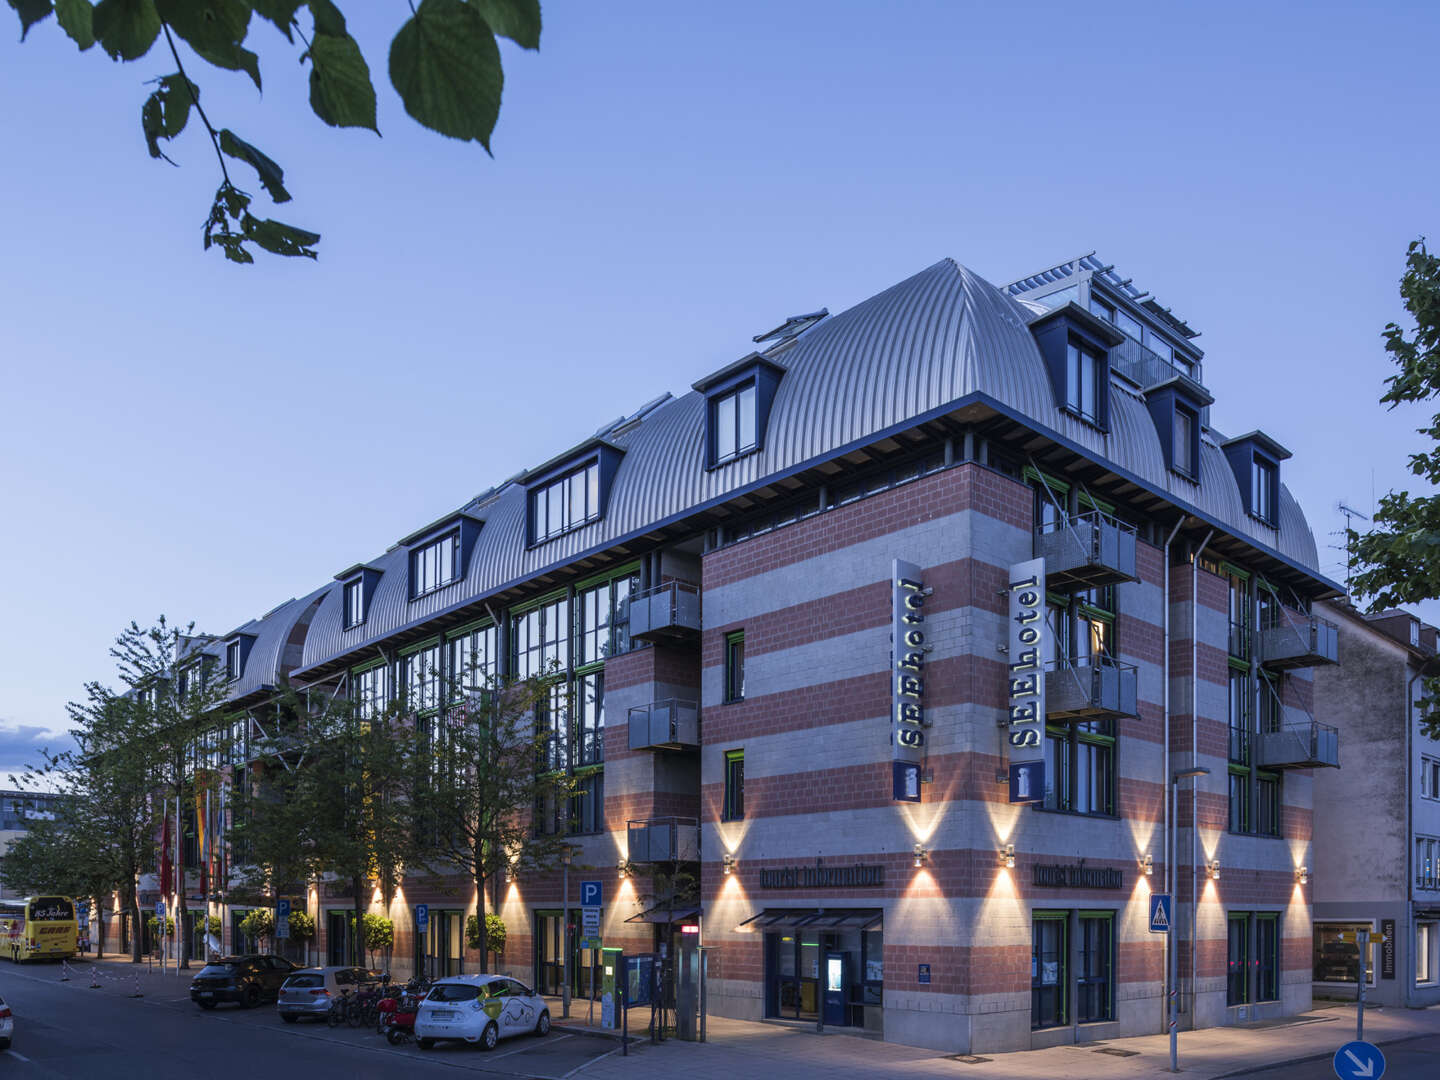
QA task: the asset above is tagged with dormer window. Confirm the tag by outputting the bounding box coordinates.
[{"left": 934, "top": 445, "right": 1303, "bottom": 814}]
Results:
[
  {"left": 343, "top": 577, "right": 365, "bottom": 629},
  {"left": 225, "top": 640, "right": 242, "bottom": 681},
  {"left": 412, "top": 530, "right": 459, "bottom": 598},
  {"left": 1065, "top": 342, "right": 1101, "bottom": 424},
  {"left": 1173, "top": 405, "right": 1197, "bottom": 478},
  {"left": 531, "top": 461, "right": 601, "bottom": 544},
  {"left": 713, "top": 382, "right": 758, "bottom": 465},
  {"left": 1251, "top": 456, "right": 1277, "bottom": 524}
]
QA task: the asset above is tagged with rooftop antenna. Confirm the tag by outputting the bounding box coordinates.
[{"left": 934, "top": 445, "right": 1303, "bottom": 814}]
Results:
[{"left": 1337, "top": 501, "right": 1370, "bottom": 594}]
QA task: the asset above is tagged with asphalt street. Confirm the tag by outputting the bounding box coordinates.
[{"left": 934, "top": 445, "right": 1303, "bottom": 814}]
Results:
[
  {"left": 0, "top": 961, "right": 620, "bottom": 1079},
  {"left": 1224, "top": 1034, "right": 1440, "bottom": 1080}
]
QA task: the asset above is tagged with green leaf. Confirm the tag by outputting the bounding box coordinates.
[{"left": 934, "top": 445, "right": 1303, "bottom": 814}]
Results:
[
  {"left": 389, "top": 0, "right": 502, "bottom": 149},
  {"left": 306, "top": 0, "right": 344, "bottom": 37},
  {"left": 248, "top": 0, "right": 300, "bottom": 40},
  {"left": 141, "top": 89, "right": 166, "bottom": 159},
  {"left": 53, "top": 0, "right": 93, "bottom": 49},
  {"left": 9, "top": 0, "right": 53, "bottom": 40},
  {"left": 467, "top": 0, "right": 540, "bottom": 50},
  {"left": 91, "top": 0, "right": 158, "bottom": 60},
  {"left": 141, "top": 73, "right": 198, "bottom": 157},
  {"left": 218, "top": 129, "right": 291, "bottom": 203},
  {"left": 308, "top": 30, "right": 377, "bottom": 132},
  {"left": 153, "top": 0, "right": 259, "bottom": 90}
]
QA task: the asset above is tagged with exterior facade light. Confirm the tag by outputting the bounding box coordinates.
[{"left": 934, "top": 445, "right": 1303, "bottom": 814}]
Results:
[
  {"left": 1142, "top": 853, "right": 1153, "bottom": 877},
  {"left": 617, "top": 858, "right": 631, "bottom": 878},
  {"left": 722, "top": 853, "right": 736, "bottom": 876},
  {"left": 1296, "top": 865, "right": 1308, "bottom": 885},
  {"left": 1208, "top": 859, "right": 1221, "bottom": 881},
  {"left": 913, "top": 843, "right": 928, "bottom": 868},
  {"left": 1000, "top": 844, "right": 1015, "bottom": 869}
]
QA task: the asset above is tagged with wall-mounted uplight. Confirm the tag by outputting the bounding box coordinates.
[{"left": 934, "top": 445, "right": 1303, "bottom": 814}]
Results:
[
  {"left": 913, "top": 843, "right": 928, "bottom": 868},
  {"left": 1000, "top": 844, "right": 1015, "bottom": 869},
  {"left": 617, "top": 858, "right": 631, "bottom": 878},
  {"left": 1208, "top": 859, "right": 1221, "bottom": 881},
  {"left": 1296, "top": 866, "right": 1309, "bottom": 885},
  {"left": 722, "top": 853, "right": 736, "bottom": 876},
  {"left": 1141, "top": 854, "right": 1153, "bottom": 877}
]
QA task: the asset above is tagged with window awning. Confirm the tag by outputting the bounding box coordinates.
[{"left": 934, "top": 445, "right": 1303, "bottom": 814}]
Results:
[
  {"left": 624, "top": 905, "right": 700, "bottom": 925},
  {"left": 735, "top": 908, "right": 883, "bottom": 933}
]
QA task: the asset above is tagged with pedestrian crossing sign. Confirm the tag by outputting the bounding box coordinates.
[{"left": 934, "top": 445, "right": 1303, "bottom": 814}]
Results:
[{"left": 1149, "top": 893, "right": 1172, "bottom": 934}]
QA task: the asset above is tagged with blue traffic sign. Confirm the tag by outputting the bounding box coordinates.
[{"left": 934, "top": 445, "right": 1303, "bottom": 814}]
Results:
[
  {"left": 1008, "top": 760, "right": 1045, "bottom": 804},
  {"left": 580, "top": 880, "right": 602, "bottom": 907},
  {"left": 1149, "top": 893, "right": 1173, "bottom": 934},
  {"left": 276, "top": 899, "right": 291, "bottom": 917},
  {"left": 1333, "top": 1040, "right": 1385, "bottom": 1080},
  {"left": 154, "top": 900, "right": 165, "bottom": 918},
  {"left": 415, "top": 903, "right": 429, "bottom": 931}
]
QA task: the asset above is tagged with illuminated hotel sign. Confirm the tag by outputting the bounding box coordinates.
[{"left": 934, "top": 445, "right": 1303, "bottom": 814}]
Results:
[
  {"left": 1007, "top": 557, "right": 1047, "bottom": 803},
  {"left": 892, "top": 559, "right": 927, "bottom": 803}
]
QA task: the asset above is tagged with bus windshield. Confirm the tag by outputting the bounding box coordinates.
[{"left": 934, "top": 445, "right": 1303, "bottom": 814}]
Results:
[{"left": 30, "top": 898, "right": 74, "bottom": 921}]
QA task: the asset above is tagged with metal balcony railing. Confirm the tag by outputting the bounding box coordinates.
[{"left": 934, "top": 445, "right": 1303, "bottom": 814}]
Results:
[
  {"left": 1258, "top": 613, "right": 1339, "bottom": 670},
  {"left": 626, "top": 581, "right": 702, "bottom": 642},
  {"left": 1253, "top": 720, "right": 1340, "bottom": 770},
  {"left": 628, "top": 699, "right": 699, "bottom": 751},
  {"left": 626, "top": 817, "right": 701, "bottom": 863},
  {"left": 1034, "top": 511, "right": 1139, "bottom": 592},
  {"left": 1045, "top": 656, "right": 1139, "bottom": 721}
]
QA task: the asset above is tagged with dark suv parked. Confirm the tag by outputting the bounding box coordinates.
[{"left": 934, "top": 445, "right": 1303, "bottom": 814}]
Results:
[{"left": 190, "top": 955, "right": 299, "bottom": 1009}]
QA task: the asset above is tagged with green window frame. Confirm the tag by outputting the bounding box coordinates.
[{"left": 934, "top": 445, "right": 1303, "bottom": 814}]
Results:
[
  {"left": 1043, "top": 720, "right": 1116, "bottom": 816},
  {"left": 351, "top": 657, "right": 389, "bottom": 720},
  {"left": 1256, "top": 913, "right": 1280, "bottom": 1002},
  {"left": 399, "top": 638, "right": 443, "bottom": 716},
  {"left": 724, "top": 631, "right": 746, "bottom": 703},
  {"left": 1032, "top": 911, "right": 1068, "bottom": 1029},
  {"left": 723, "top": 749, "right": 745, "bottom": 821},
  {"left": 1227, "top": 912, "right": 1251, "bottom": 1005},
  {"left": 1077, "top": 910, "right": 1115, "bottom": 1023}
]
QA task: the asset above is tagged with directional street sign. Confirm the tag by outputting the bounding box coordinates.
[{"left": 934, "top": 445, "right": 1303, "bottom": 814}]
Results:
[
  {"left": 1333, "top": 1040, "right": 1385, "bottom": 1080},
  {"left": 416, "top": 903, "right": 429, "bottom": 932},
  {"left": 1331, "top": 931, "right": 1388, "bottom": 945},
  {"left": 580, "top": 880, "right": 602, "bottom": 907},
  {"left": 1149, "top": 893, "right": 1172, "bottom": 934}
]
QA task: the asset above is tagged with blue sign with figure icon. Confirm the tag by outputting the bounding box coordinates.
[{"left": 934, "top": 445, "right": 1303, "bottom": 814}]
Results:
[
  {"left": 1009, "top": 760, "right": 1045, "bottom": 803},
  {"left": 1149, "top": 893, "right": 1172, "bottom": 934},
  {"left": 581, "top": 880, "right": 602, "bottom": 907},
  {"left": 1333, "top": 1040, "right": 1385, "bottom": 1080},
  {"left": 415, "top": 903, "right": 429, "bottom": 931}
]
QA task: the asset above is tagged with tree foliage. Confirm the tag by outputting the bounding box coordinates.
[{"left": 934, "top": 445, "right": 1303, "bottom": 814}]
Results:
[
  {"left": 1352, "top": 238, "right": 1440, "bottom": 737},
  {"left": 6, "top": 0, "right": 542, "bottom": 263}
]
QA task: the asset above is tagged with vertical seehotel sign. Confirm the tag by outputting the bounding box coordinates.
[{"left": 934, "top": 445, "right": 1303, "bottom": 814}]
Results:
[
  {"left": 1007, "top": 557, "right": 1047, "bottom": 802},
  {"left": 892, "top": 559, "right": 926, "bottom": 802}
]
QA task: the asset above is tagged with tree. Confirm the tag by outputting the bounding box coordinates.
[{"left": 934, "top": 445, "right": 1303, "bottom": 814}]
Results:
[
  {"left": 1351, "top": 238, "right": 1440, "bottom": 736},
  {"left": 6, "top": 0, "right": 542, "bottom": 263},
  {"left": 239, "top": 906, "right": 273, "bottom": 950},
  {"left": 351, "top": 911, "right": 393, "bottom": 968},
  {"left": 8, "top": 684, "right": 159, "bottom": 963},
  {"left": 230, "top": 681, "right": 420, "bottom": 967},
  {"left": 411, "top": 666, "right": 574, "bottom": 974}
]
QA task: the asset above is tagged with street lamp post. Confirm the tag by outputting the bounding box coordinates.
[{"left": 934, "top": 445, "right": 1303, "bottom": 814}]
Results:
[
  {"left": 1170, "top": 766, "right": 1210, "bottom": 1073},
  {"left": 561, "top": 845, "right": 573, "bottom": 1019}
]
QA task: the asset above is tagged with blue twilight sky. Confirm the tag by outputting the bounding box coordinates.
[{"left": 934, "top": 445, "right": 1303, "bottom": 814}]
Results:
[{"left": 1, "top": 1, "right": 1437, "bottom": 778}]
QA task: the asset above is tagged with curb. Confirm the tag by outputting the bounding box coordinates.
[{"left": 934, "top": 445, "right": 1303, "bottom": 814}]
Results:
[
  {"left": 1208, "top": 1032, "right": 1433, "bottom": 1079},
  {"left": 551, "top": 1021, "right": 650, "bottom": 1045}
]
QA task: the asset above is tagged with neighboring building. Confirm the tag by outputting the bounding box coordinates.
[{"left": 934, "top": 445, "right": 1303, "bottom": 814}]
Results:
[
  {"left": 0, "top": 789, "right": 65, "bottom": 900},
  {"left": 115, "top": 252, "right": 1343, "bottom": 1053},
  {"left": 1313, "top": 603, "right": 1440, "bottom": 1007}
]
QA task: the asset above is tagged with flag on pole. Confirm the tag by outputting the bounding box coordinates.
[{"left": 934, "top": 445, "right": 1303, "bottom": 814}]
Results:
[{"left": 159, "top": 805, "right": 173, "bottom": 901}]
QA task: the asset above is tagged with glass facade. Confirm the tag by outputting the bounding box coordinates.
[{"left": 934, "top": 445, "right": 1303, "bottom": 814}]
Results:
[{"left": 531, "top": 461, "right": 602, "bottom": 543}]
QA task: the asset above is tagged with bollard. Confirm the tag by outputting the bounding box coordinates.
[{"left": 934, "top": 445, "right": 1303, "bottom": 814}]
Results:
[
  {"left": 89, "top": 965, "right": 102, "bottom": 989},
  {"left": 131, "top": 973, "right": 143, "bottom": 998},
  {"left": 60, "top": 961, "right": 71, "bottom": 982}
]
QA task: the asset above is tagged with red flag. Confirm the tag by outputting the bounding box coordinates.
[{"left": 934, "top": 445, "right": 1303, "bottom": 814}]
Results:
[{"left": 159, "top": 807, "right": 173, "bottom": 900}]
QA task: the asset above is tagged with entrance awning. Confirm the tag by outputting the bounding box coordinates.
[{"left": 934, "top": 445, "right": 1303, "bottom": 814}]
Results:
[
  {"left": 624, "top": 905, "right": 701, "bottom": 925},
  {"left": 735, "top": 908, "right": 883, "bottom": 933}
]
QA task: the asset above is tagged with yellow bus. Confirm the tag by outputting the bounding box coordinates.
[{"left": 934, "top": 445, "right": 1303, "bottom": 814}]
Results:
[{"left": 0, "top": 896, "right": 78, "bottom": 962}]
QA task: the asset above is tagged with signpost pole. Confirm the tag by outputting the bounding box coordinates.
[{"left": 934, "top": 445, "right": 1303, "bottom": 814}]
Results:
[
  {"left": 562, "top": 850, "right": 570, "bottom": 1020},
  {"left": 1169, "top": 780, "right": 1178, "bottom": 1073},
  {"left": 1357, "top": 930, "right": 1368, "bottom": 1042}
]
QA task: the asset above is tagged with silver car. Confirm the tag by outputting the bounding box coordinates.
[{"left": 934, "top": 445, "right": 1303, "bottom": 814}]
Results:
[{"left": 276, "top": 966, "right": 378, "bottom": 1023}]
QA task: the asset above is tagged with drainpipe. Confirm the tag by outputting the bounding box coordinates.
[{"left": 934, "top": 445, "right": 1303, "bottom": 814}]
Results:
[
  {"left": 1189, "top": 530, "right": 1214, "bottom": 1019},
  {"left": 1161, "top": 516, "right": 1186, "bottom": 1032}
]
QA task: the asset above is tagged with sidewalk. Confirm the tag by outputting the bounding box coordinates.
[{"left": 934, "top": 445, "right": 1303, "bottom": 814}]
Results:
[{"left": 569, "top": 1001, "right": 1440, "bottom": 1080}]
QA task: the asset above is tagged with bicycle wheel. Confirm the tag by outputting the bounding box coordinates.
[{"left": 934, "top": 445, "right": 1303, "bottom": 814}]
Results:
[
  {"left": 327, "top": 1003, "right": 343, "bottom": 1028},
  {"left": 346, "top": 999, "right": 365, "bottom": 1028}
]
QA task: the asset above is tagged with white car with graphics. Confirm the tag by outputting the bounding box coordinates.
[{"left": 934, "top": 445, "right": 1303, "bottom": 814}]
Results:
[{"left": 413, "top": 974, "right": 551, "bottom": 1051}]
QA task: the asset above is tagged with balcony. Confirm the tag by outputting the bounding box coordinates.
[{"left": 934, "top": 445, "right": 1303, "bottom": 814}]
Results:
[
  {"left": 1035, "top": 512, "right": 1138, "bottom": 592},
  {"left": 1253, "top": 720, "right": 1340, "bottom": 770},
  {"left": 628, "top": 699, "right": 699, "bottom": 752},
  {"left": 1045, "top": 657, "right": 1139, "bottom": 721},
  {"left": 626, "top": 817, "right": 701, "bottom": 863},
  {"left": 626, "top": 581, "right": 701, "bottom": 643},
  {"left": 1258, "top": 615, "right": 1339, "bottom": 670}
]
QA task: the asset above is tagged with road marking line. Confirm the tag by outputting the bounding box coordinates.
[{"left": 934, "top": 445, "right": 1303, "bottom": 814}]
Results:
[
  {"left": 5, "top": 1049, "right": 31, "bottom": 1061},
  {"left": 559, "top": 1038, "right": 639, "bottom": 1078},
  {"left": 487, "top": 1032, "right": 573, "bottom": 1060}
]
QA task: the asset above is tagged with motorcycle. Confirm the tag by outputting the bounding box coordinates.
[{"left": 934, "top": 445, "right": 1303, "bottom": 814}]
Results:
[{"left": 379, "top": 978, "right": 428, "bottom": 1045}]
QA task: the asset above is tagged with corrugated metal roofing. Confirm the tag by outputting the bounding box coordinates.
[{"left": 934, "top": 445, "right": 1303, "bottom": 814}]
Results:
[
  {"left": 209, "top": 586, "right": 331, "bottom": 702},
  {"left": 295, "top": 257, "right": 1327, "bottom": 675}
]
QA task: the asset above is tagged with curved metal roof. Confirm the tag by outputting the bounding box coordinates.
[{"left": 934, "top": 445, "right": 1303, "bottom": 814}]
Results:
[
  {"left": 296, "top": 257, "right": 1326, "bottom": 674},
  {"left": 213, "top": 586, "right": 331, "bottom": 702}
]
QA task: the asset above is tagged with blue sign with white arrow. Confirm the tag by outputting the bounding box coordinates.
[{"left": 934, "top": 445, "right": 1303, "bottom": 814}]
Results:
[
  {"left": 1149, "top": 893, "right": 1172, "bottom": 934},
  {"left": 1333, "top": 1040, "right": 1385, "bottom": 1080},
  {"left": 580, "top": 880, "right": 602, "bottom": 907}
]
